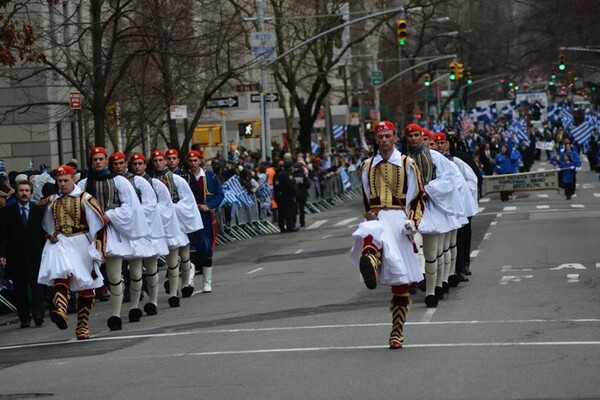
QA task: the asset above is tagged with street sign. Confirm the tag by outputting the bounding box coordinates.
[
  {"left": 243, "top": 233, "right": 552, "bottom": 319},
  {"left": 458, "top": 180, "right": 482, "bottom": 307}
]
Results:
[
  {"left": 206, "top": 96, "right": 239, "bottom": 109},
  {"left": 371, "top": 70, "right": 383, "bottom": 86},
  {"left": 236, "top": 83, "right": 260, "bottom": 92},
  {"left": 250, "top": 31, "right": 276, "bottom": 62},
  {"left": 69, "top": 91, "right": 82, "bottom": 110},
  {"left": 250, "top": 92, "right": 279, "bottom": 103},
  {"left": 169, "top": 105, "right": 187, "bottom": 120}
]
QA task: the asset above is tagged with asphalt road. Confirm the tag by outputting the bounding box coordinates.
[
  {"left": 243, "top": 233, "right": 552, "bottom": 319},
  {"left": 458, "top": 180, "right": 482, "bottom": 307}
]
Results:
[{"left": 1, "top": 159, "right": 599, "bottom": 400}]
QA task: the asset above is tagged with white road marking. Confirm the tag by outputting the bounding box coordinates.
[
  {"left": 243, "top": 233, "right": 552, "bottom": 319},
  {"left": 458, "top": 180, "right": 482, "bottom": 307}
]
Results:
[
  {"left": 294, "top": 249, "right": 303, "bottom": 254},
  {"left": 537, "top": 194, "right": 549, "bottom": 198},
  {"left": 567, "top": 274, "right": 580, "bottom": 283},
  {"left": 551, "top": 263, "right": 586, "bottom": 270},
  {"left": 597, "top": 263, "right": 600, "bottom": 270},
  {"left": 593, "top": 193, "right": 600, "bottom": 198},
  {"left": 496, "top": 213, "right": 503, "bottom": 218},
  {"left": 484, "top": 232, "right": 492, "bottom": 240},
  {"left": 246, "top": 267, "right": 264, "bottom": 275},
  {"left": 499, "top": 275, "right": 533, "bottom": 284},
  {"left": 478, "top": 207, "right": 486, "bottom": 213},
  {"left": 4, "top": 319, "right": 600, "bottom": 352},
  {"left": 479, "top": 197, "right": 490, "bottom": 203},
  {"left": 306, "top": 220, "right": 328, "bottom": 230},
  {"left": 536, "top": 205, "right": 550, "bottom": 209},
  {"left": 322, "top": 235, "right": 332, "bottom": 239},
  {"left": 570, "top": 204, "right": 585, "bottom": 208},
  {"left": 490, "top": 221, "right": 497, "bottom": 226},
  {"left": 470, "top": 250, "right": 480, "bottom": 258},
  {"left": 421, "top": 308, "right": 437, "bottom": 322},
  {"left": 503, "top": 206, "right": 517, "bottom": 212},
  {"left": 501, "top": 265, "right": 532, "bottom": 272},
  {"left": 334, "top": 217, "right": 358, "bottom": 227}
]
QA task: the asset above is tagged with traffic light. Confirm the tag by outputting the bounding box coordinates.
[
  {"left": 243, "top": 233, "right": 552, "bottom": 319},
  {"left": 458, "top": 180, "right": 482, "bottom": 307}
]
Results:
[
  {"left": 456, "top": 62, "right": 464, "bottom": 80},
  {"left": 466, "top": 72, "right": 473, "bottom": 85},
  {"left": 424, "top": 73, "right": 431, "bottom": 87},
  {"left": 238, "top": 121, "right": 261, "bottom": 138},
  {"left": 551, "top": 69, "right": 556, "bottom": 80},
  {"left": 396, "top": 19, "right": 407, "bottom": 47},
  {"left": 449, "top": 61, "right": 457, "bottom": 81},
  {"left": 558, "top": 54, "right": 566, "bottom": 71}
]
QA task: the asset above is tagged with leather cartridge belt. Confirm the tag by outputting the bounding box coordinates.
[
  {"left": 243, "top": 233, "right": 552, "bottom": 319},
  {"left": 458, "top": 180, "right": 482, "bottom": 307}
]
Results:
[{"left": 364, "top": 206, "right": 405, "bottom": 221}]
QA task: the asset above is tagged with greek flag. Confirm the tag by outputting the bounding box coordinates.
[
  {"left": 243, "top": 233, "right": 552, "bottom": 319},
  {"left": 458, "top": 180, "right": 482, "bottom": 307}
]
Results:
[
  {"left": 222, "top": 175, "right": 254, "bottom": 208},
  {"left": 311, "top": 141, "right": 320, "bottom": 154},
  {"left": 490, "top": 104, "right": 498, "bottom": 121},
  {"left": 547, "top": 103, "right": 562, "bottom": 122},
  {"left": 470, "top": 107, "right": 491, "bottom": 124},
  {"left": 333, "top": 125, "right": 345, "bottom": 140},
  {"left": 255, "top": 181, "right": 272, "bottom": 202},
  {"left": 571, "top": 115, "right": 594, "bottom": 146},
  {"left": 508, "top": 118, "right": 528, "bottom": 143},
  {"left": 560, "top": 106, "right": 574, "bottom": 129},
  {"left": 501, "top": 103, "right": 515, "bottom": 120}
]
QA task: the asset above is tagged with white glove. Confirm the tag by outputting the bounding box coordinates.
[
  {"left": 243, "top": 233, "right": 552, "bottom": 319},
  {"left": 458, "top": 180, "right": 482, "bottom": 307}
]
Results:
[{"left": 403, "top": 220, "right": 416, "bottom": 235}]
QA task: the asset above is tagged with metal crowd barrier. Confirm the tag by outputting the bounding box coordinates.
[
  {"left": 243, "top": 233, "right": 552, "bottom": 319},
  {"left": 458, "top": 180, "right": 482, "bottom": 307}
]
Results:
[{"left": 213, "top": 168, "right": 362, "bottom": 245}]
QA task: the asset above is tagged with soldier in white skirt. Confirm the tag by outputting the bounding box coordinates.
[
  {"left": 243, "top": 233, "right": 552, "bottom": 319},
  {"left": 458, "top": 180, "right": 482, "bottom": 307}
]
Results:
[
  {"left": 405, "top": 125, "right": 465, "bottom": 308},
  {"left": 78, "top": 147, "right": 149, "bottom": 331},
  {"left": 110, "top": 152, "right": 169, "bottom": 322},
  {"left": 349, "top": 121, "right": 426, "bottom": 350},
  {"left": 37, "top": 165, "right": 105, "bottom": 340},
  {"left": 150, "top": 150, "right": 203, "bottom": 308},
  {"left": 130, "top": 153, "right": 181, "bottom": 315}
]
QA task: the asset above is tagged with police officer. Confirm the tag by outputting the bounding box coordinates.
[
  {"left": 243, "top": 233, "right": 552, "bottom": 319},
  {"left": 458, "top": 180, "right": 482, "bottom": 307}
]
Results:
[
  {"left": 291, "top": 162, "right": 311, "bottom": 228},
  {"left": 274, "top": 160, "right": 298, "bottom": 233}
]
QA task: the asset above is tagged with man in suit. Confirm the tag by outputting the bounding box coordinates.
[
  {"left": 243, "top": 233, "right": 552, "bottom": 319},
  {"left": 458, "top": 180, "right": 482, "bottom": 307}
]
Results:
[{"left": 0, "top": 180, "right": 47, "bottom": 328}]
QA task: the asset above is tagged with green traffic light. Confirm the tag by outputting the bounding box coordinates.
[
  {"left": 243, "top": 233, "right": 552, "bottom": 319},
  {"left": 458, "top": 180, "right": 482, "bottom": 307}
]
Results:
[
  {"left": 592, "top": 86, "right": 597, "bottom": 91},
  {"left": 424, "top": 81, "right": 430, "bottom": 87},
  {"left": 549, "top": 81, "right": 554, "bottom": 86},
  {"left": 449, "top": 74, "right": 456, "bottom": 81},
  {"left": 551, "top": 74, "right": 556, "bottom": 79},
  {"left": 399, "top": 39, "right": 407, "bottom": 46},
  {"left": 467, "top": 79, "right": 473, "bottom": 85},
  {"left": 515, "top": 85, "right": 520, "bottom": 91},
  {"left": 508, "top": 82, "right": 513, "bottom": 87},
  {"left": 558, "top": 64, "right": 566, "bottom": 71}
]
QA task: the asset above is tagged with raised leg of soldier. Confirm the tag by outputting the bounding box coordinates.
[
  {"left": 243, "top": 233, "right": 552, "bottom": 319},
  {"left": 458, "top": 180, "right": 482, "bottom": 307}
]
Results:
[{"left": 359, "top": 235, "right": 381, "bottom": 290}]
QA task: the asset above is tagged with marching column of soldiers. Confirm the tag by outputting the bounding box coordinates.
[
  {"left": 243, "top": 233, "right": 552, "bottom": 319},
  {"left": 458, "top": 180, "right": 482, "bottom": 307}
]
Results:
[
  {"left": 1, "top": 147, "right": 223, "bottom": 340},
  {"left": 350, "top": 122, "right": 479, "bottom": 350}
]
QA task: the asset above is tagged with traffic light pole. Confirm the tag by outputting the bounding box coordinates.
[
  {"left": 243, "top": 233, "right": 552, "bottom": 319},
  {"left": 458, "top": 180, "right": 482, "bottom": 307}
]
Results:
[{"left": 258, "top": 0, "right": 269, "bottom": 161}]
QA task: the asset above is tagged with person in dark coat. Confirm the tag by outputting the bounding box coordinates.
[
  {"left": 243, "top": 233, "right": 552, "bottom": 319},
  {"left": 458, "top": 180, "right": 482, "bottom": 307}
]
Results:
[
  {"left": 0, "top": 180, "right": 47, "bottom": 328},
  {"left": 273, "top": 160, "right": 298, "bottom": 233},
  {"left": 292, "top": 162, "right": 311, "bottom": 228}
]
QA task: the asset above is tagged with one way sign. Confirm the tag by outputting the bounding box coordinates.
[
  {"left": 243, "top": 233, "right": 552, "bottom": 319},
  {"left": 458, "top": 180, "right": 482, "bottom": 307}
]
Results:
[
  {"left": 250, "top": 92, "right": 279, "bottom": 103},
  {"left": 206, "top": 96, "right": 239, "bottom": 109}
]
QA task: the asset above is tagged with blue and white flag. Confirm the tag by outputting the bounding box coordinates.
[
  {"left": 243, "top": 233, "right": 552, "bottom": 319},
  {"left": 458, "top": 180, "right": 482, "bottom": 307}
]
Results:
[
  {"left": 432, "top": 121, "right": 445, "bottom": 133},
  {"left": 311, "top": 141, "right": 320, "bottom": 154},
  {"left": 221, "top": 175, "right": 255, "bottom": 208},
  {"left": 508, "top": 118, "right": 528, "bottom": 143},
  {"left": 571, "top": 117, "right": 594, "bottom": 146},
  {"left": 333, "top": 125, "right": 346, "bottom": 140},
  {"left": 501, "top": 103, "right": 515, "bottom": 120},
  {"left": 255, "top": 181, "right": 272, "bottom": 202},
  {"left": 560, "top": 105, "right": 574, "bottom": 130},
  {"left": 490, "top": 103, "right": 498, "bottom": 121},
  {"left": 547, "top": 103, "right": 562, "bottom": 122}
]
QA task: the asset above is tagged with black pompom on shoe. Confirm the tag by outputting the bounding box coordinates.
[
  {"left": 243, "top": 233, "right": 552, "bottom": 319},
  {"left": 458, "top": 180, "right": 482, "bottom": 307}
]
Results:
[
  {"left": 144, "top": 303, "right": 158, "bottom": 316},
  {"left": 448, "top": 275, "right": 459, "bottom": 287},
  {"left": 107, "top": 316, "right": 122, "bottom": 331},
  {"left": 128, "top": 308, "right": 143, "bottom": 323},
  {"left": 168, "top": 296, "right": 180, "bottom": 308},
  {"left": 424, "top": 295, "right": 438, "bottom": 308},
  {"left": 181, "top": 286, "right": 194, "bottom": 298}
]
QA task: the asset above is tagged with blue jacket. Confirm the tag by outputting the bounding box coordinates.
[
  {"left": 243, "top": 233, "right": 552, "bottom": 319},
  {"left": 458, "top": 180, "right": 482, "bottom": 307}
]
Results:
[
  {"left": 560, "top": 161, "right": 576, "bottom": 184},
  {"left": 495, "top": 150, "right": 519, "bottom": 174}
]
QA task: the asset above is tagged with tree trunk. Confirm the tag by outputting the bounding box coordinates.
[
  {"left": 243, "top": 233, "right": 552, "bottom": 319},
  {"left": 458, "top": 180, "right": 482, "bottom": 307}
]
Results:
[{"left": 91, "top": 0, "right": 105, "bottom": 147}]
